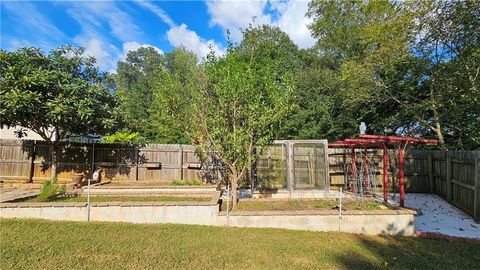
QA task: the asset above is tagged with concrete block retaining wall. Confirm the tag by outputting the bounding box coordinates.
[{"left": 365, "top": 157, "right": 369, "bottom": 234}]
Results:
[
  {"left": 0, "top": 202, "right": 220, "bottom": 225},
  {"left": 0, "top": 192, "right": 416, "bottom": 235},
  {"left": 218, "top": 210, "right": 416, "bottom": 235}
]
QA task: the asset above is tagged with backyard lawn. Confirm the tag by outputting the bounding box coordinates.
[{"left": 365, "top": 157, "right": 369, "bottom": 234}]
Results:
[{"left": 1, "top": 219, "right": 479, "bottom": 269}]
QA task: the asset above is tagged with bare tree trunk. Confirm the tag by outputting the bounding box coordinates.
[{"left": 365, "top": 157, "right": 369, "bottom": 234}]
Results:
[
  {"left": 433, "top": 122, "right": 445, "bottom": 147},
  {"left": 50, "top": 143, "right": 57, "bottom": 178},
  {"left": 231, "top": 169, "right": 238, "bottom": 209}
]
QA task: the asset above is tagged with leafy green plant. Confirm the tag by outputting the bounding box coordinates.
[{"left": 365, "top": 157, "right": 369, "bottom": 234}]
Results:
[
  {"left": 102, "top": 130, "right": 145, "bottom": 145},
  {"left": 38, "top": 176, "right": 66, "bottom": 202},
  {"left": 171, "top": 179, "right": 203, "bottom": 186}
]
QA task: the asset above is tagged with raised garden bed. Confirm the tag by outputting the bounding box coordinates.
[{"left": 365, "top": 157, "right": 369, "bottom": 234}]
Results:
[
  {"left": 19, "top": 195, "right": 211, "bottom": 203},
  {"left": 221, "top": 198, "right": 395, "bottom": 212}
]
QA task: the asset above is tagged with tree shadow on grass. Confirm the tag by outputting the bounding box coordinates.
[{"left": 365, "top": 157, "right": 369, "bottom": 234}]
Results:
[{"left": 333, "top": 232, "right": 480, "bottom": 269}]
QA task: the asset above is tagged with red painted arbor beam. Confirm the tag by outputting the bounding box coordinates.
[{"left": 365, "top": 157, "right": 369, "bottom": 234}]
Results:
[{"left": 358, "top": 134, "right": 437, "bottom": 144}]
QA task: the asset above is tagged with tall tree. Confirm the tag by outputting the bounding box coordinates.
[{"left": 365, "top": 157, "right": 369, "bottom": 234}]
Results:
[
  {"left": 411, "top": 0, "right": 480, "bottom": 148},
  {"left": 157, "top": 26, "right": 295, "bottom": 208},
  {"left": 0, "top": 46, "right": 118, "bottom": 175},
  {"left": 277, "top": 44, "right": 365, "bottom": 141},
  {"left": 307, "top": 0, "right": 480, "bottom": 148},
  {"left": 150, "top": 48, "right": 202, "bottom": 144},
  {"left": 307, "top": 1, "right": 427, "bottom": 137},
  {"left": 115, "top": 47, "right": 163, "bottom": 141}
]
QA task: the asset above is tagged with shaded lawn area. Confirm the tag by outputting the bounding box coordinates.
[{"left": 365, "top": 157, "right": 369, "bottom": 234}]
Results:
[
  {"left": 224, "top": 199, "right": 394, "bottom": 212},
  {"left": 2, "top": 219, "right": 479, "bottom": 270},
  {"left": 21, "top": 195, "right": 210, "bottom": 203}
]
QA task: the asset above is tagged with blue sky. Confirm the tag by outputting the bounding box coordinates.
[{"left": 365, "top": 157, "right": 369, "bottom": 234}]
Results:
[{"left": 1, "top": 0, "right": 315, "bottom": 71}]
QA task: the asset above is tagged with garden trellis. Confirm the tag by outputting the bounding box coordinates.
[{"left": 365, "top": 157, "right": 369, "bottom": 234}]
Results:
[{"left": 329, "top": 135, "right": 437, "bottom": 207}]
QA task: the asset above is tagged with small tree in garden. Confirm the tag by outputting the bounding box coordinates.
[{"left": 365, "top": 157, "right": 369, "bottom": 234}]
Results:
[
  {"left": 0, "top": 46, "right": 118, "bottom": 176},
  {"left": 157, "top": 26, "right": 294, "bottom": 208}
]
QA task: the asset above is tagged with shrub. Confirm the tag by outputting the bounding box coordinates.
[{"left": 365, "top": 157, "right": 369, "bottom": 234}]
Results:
[
  {"left": 102, "top": 131, "right": 145, "bottom": 145},
  {"left": 39, "top": 176, "right": 66, "bottom": 202}
]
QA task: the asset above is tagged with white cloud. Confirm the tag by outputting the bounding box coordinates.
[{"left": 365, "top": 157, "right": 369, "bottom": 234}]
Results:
[
  {"left": 206, "top": 0, "right": 271, "bottom": 41},
  {"left": 66, "top": 2, "right": 143, "bottom": 43},
  {"left": 135, "top": 0, "right": 175, "bottom": 27},
  {"left": 206, "top": 0, "right": 315, "bottom": 48},
  {"left": 135, "top": 2, "right": 225, "bottom": 59},
  {"left": 167, "top": 24, "right": 224, "bottom": 59},
  {"left": 270, "top": 1, "right": 315, "bottom": 48},
  {"left": 121, "top": 41, "right": 163, "bottom": 61},
  {"left": 74, "top": 37, "right": 120, "bottom": 72},
  {"left": 2, "top": 1, "right": 66, "bottom": 50}
]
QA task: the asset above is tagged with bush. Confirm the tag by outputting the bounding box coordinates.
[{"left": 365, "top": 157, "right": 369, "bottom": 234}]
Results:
[
  {"left": 39, "top": 176, "right": 66, "bottom": 202},
  {"left": 171, "top": 179, "right": 203, "bottom": 186},
  {"left": 102, "top": 131, "right": 145, "bottom": 145}
]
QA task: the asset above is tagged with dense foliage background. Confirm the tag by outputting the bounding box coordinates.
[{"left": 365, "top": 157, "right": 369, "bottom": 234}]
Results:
[{"left": 111, "top": 0, "right": 479, "bottom": 149}]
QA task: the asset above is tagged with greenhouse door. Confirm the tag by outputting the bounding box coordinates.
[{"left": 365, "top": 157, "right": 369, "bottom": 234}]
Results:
[{"left": 293, "top": 143, "right": 327, "bottom": 189}]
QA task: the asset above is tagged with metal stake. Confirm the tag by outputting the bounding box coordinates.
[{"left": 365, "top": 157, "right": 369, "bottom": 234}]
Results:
[
  {"left": 226, "top": 184, "right": 230, "bottom": 226},
  {"left": 339, "top": 187, "right": 343, "bottom": 232},
  {"left": 87, "top": 142, "right": 95, "bottom": 221},
  {"left": 87, "top": 175, "right": 91, "bottom": 221}
]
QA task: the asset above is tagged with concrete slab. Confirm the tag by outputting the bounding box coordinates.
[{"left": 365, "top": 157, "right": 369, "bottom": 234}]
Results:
[
  {"left": 0, "top": 188, "right": 39, "bottom": 203},
  {"left": 403, "top": 193, "right": 480, "bottom": 239}
]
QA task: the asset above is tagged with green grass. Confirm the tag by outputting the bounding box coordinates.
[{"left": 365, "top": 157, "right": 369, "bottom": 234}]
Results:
[
  {"left": 1, "top": 219, "right": 479, "bottom": 269},
  {"left": 21, "top": 195, "right": 210, "bottom": 203},
  {"left": 226, "top": 199, "right": 394, "bottom": 212},
  {"left": 171, "top": 179, "right": 203, "bottom": 186}
]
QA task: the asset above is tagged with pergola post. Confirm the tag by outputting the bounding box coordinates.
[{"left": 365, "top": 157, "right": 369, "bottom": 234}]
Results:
[
  {"left": 351, "top": 147, "right": 356, "bottom": 193},
  {"left": 383, "top": 143, "right": 388, "bottom": 203},
  {"left": 364, "top": 148, "right": 369, "bottom": 192},
  {"left": 399, "top": 145, "right": 405, "bottom": 207}
]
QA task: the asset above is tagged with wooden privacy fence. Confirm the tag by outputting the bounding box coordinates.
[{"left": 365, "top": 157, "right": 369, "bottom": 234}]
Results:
[
  {"left": 0, "top": 139, "right": 207, "bottom": 185},
  {"left": 1, "top": 139, "right": 479, "bottom": 219}
]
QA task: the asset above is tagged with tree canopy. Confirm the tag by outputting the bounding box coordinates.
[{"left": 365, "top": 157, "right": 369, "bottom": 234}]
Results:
[{"left": 0, "top": 46, "right": 118, "bottom": 175}]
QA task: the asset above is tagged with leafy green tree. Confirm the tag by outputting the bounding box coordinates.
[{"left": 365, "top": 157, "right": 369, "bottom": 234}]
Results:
[
  {"left": 115, "top": 47, "right": 164, "bottom": 141},
  {"left": 410, "top": 0, "right": 480, "bottom": 148},
  {"left": 277, "top": 48, "right": 360, "bottom": 141},
  {"left": 157, "top": 26, "right": 294, "bottom": 208},
  {"left": 307, "top": 0, "right": 479, "bottom": 148},
  {"left": 0, "top": 46, "right": 118, "bottom": 175},
  {"left": 307, "top": 0, "right": 427, "bottom": 138},
  {"left": 203, "top": 47, "right": 293, "bottom": 207},
  {"left": 149, "top": 48, "right": 200, "bottom": 144}
]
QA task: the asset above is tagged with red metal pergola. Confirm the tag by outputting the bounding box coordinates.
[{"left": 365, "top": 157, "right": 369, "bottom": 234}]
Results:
[{"left": 329, "top": 135, "right": 437, "bottom": 207}]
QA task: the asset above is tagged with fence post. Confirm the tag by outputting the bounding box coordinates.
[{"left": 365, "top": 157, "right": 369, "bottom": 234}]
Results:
[
  {"left": 474, "top": 155, "right": 480, "bottom": 221},
  {"left": 287, "top": 142, "right": 294, "bottom": 191},
  {"left": 428, "top": 154, "right": 434, "bottom": 194},
  {"left": 343, "top": 151, "right": 348, "bottom": 191},
  {"left": 134, "top": 146, "right": 139, "bottom": 181},
  {"left": 28, "top": 140, "right": 36, "bottom": 183},
  {"left": 446, "top": 152, "right": 452, "bottom": 203},
  {"left": 179, "top": 146, "right": 184, "bottom": 181}
]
